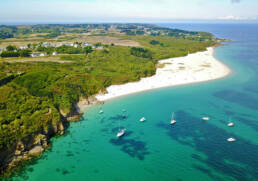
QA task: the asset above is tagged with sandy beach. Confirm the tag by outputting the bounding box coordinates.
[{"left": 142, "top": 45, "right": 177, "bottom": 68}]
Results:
[{"left": 96, "top": 47, "right": 231, "bottom": 101}]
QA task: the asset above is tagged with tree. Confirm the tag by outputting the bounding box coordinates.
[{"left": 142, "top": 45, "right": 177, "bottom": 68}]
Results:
[
  {"left": 19, "top": 49, "right": 31, "bottom": 57},
  {"left": 27, "top": 43, "right": 32, "bottom": 48},
  {"left": 150, "top": 40, "right": 160, "bottom": 45},
  {"left": 84, "top": 46, "right": 93, "bottom": 54},
  {"left": 130, "top": 47, "right": 152, "bottom": 59},
  {"left": 6, "top": 45, "right": 17, "bottom": 51},
  {"left": 0, "top": 51, "right": 19, "bottom": 57},
  {"left": 95, "top": 42, "right": 102, "bottom": 47}
]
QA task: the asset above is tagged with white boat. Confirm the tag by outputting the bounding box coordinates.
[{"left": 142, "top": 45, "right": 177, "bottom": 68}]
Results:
[
  {"left": 122, "top": 109, "right": 126, "bottom": 112},
  {"left": 99, "top": 110, "right": 104, "bottom": 114},
  {"left": 227, "top": 118, "right": 234, "bottom": 127},
  {"left": 202, "top": 117, "right": 210, "bottom": 121},
  {"left": 228, "top": 122, "right": 234, "bottom": 127},
  {"left": 117, "top": 119, "right": 125, "bottom": 138},
  {"left": 117, "top": 129, "right": 126, "bottom": 138},
  {"left": 140, "top": 117, "right": 146, "bottom": 122},
  {"left": 227, "top": 137, "right": 236, "bottom": 142},
  {"left": 170, "top": 112, "right": 176, "bottom": 125}
]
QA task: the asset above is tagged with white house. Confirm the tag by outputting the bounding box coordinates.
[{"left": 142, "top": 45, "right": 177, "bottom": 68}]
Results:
[
  {"left": 74, "top": 44, "right": 79, "bottom": 48},
  {"left": 64, "top": 43, "right": 74, "bottom": 47},
  {"left": 82, "top": 42, "right": 93, "bottom": 47},
  {"left": 31, "top": 53, "right": 39, "bottom": 57},
  {"left": 42, "top": 42, "right": 55, "bottom": 48},
  {"left": 52, "top": 51, "right": 58, "bottom": 56},
  {"left": 40, "top": 53, "right": 47, "bottom": 57},
  {"left": 19, "top": 46, "right": 28, "bottom": 50},
  {"left": 96, "top": 46, "right": 104, "bottom": 50},
  {"left": 56, "top": 43, "right": 63, "bottom": 47}
]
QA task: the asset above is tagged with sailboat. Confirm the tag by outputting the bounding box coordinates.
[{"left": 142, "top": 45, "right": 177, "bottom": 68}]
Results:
[
  {"left": 202, "top": 116, "right": 210, "bottom": 121},
  {"left": 227, "top": 118, "right": 234, "bottom": 127},
  {"left": 170, "top": 112, "right": 176, "bottom": 125},
  {"left": 117, "top": 119, "right": 125, "bottom": 138},
  {"left": 227, "top": 137, "right": 236, "bottom": 142},
  {"left": 140, "top": 117, "right": 146, "bottom": 122}
]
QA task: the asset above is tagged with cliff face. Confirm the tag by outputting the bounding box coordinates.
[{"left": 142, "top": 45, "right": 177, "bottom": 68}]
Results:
[
  {"left": 0, "top": 120, "right": 65, "bottom": 175},
  {"left": 0, "top": 96, "right": 98, "bottom": 177}
]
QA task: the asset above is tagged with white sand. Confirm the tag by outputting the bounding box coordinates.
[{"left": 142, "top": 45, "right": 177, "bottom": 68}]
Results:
[{"left": 96, "top": 47, "right": 231, "bottom": 101}]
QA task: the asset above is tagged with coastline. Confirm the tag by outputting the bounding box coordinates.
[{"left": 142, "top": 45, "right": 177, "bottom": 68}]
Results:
[
  {"left": 95, "top": 47, "right": 231, "bottom": 102},
  {"left": 1, "top": 47, "right": 230, "bottom": 177}
]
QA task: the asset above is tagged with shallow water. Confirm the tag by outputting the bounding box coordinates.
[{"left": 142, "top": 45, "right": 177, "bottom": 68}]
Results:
[{"left": 9, "top": 23, "right": 258, "bottom": 181}]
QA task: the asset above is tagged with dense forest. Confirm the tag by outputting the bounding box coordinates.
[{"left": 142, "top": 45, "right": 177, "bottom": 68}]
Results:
[{"left": 0, "top": 24, "right": 217, "bottom": 176}]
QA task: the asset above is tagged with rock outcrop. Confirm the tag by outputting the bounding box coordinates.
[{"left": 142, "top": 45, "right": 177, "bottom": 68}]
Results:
[{"left": 0, "top": 96, "right": 99, "bottom": 176}]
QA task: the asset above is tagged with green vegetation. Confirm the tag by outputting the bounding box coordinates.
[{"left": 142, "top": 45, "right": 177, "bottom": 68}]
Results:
[
  {"left": 0, "top": 24, "right": 218, "bottom": 174},
  {"left": 35, "top": 45, "right": 94, "bottom": 55},
  {"left": 0, "top": 26, "right": 17, "bottom": 39},
  {"left": 0, "top": 50, "right": 32, "bottom": 58},
  {"left": 150, "top": 40, "right": 160, "bottom": 45},
  {"left": 0, "top": 49, "right": 31, "bottom": 58},
  {"left": 6, "top": 45, "right": 17, "bottom": 51},
  {"left": 0, "top": 51, "right": 20, "bottom": 57},
  {"left": 130, "top": 47, "right": 153, "bottom": 59},
  {"left": 42, "top": 30, "right": 61, "bottom": 38}
]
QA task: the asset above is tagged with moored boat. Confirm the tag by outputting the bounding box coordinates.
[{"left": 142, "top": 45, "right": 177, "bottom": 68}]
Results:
[
  {"left": 227, "top": 137, "right": 236, "bottom": 142},
  {"left": 140, "top": 117, "right": 146, "bottom": 122},
  {"left": 117, "top": 119, "right": 126, "bottom": 138},
  {"left": 227, "top": 118, "right": 234, "bottom": 127},
  {"left": 228, "top": 122, "right": 234, "bottom": 127},
  {"left": 202, "top": 117, "right": 210, "bottom": 121},
  {"left": 170, "top": 112, "right": 176, "bottom": 125},
  {"left": 117, "top": 129, "right": 126, "bottom": 138}
]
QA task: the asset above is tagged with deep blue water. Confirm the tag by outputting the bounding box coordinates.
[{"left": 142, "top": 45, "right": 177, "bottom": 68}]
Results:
[{"left": 8, "top": 23, "right": 258, "bottom": 181}]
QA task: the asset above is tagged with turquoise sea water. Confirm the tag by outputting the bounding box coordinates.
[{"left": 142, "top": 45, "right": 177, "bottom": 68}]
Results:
[{"left": 8, "top": 23, "right": 258, "bottom": 181}]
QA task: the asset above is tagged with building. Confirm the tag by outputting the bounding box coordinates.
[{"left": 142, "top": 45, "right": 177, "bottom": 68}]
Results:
[
  {"left": 64, "top": 43, "right": 74, "bottom": 47},
  {"left": 56, "top": 43, "right": 63, "bottom": 47},
  {"left": 96, "top": 46, "right": 104, "bottom": 50},
  {"left": 52, "top": 51, "right": 58, "bottom": 56},
  {"left": 42, "top": 42, "right": 53, "bottom": 48},
  {"left": 31, "top": 53, "right": 39, "bottom": 57},
  {"left": 40, "top": 53, "right": 47, "bottom": 57},
  {"left": 19, "top": 46, "right": 28, "bottom": 50},
  {"left": 82, "top": 42, "right": 93, "bottom": 47}
]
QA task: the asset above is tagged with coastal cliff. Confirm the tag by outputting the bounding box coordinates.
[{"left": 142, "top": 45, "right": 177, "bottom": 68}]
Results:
[{"left": 0, "top": 96, "right": 98, "bottom": 176}]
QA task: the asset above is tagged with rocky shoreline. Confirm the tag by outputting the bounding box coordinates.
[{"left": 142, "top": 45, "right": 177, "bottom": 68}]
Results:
[{"left": 0, "top": 96, "right": 100, "bottom": 177}]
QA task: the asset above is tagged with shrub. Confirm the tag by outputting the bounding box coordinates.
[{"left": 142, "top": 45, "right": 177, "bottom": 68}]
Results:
[
  {"left": 150, "top": 40, "right": 160, "bottom": 45},
  {"left": 0, "top": 51, "right": 19, "bottom": 57},
  {"left": 130, "top": 47, "right": 152, "bottom": 59}
]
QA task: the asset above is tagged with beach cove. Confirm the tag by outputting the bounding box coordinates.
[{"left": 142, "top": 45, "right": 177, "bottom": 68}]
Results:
[{"left": 96, "top": 47, "right": 231, "bottom": 101}]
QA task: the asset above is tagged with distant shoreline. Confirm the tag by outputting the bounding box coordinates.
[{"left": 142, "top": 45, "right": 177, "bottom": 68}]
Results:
[{"left": 95, "top": 47, "right": 231, "bottom": 102}]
